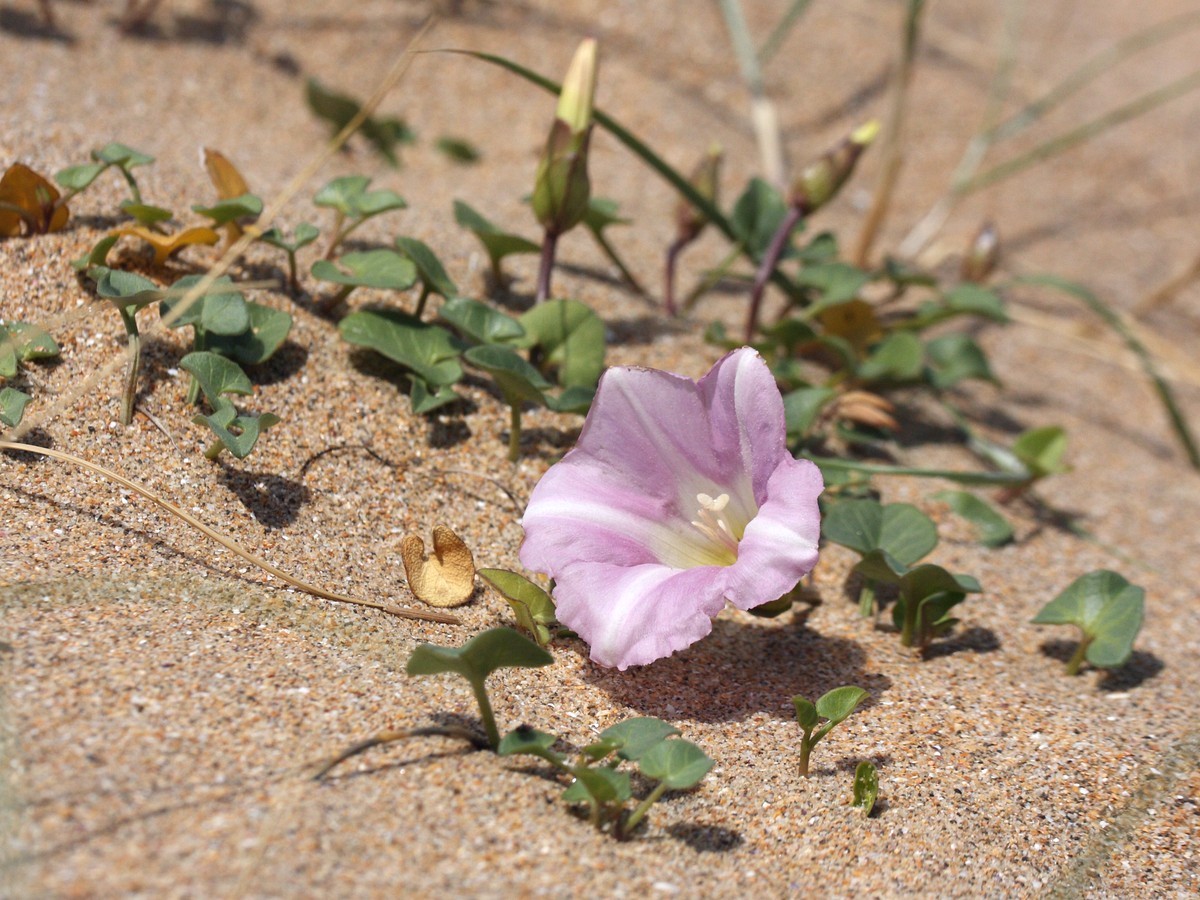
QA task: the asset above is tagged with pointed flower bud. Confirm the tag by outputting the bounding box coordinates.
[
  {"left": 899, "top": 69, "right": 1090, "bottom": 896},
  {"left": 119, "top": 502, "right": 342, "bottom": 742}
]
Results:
[
  {"left": 674, "top": 143, "right": 723, "bottom": 245},
  {"left": 532, "top": 39, "right": 600, "bottom": 236},
  {"left": 960, "top": 221, "right": 1000, "bottom": 283},
  {"left": 556, "top": 38, "right": 598, "bottom": 136},
  {"left": 789, "top": 120, "right": 879, "bottom": 215}
]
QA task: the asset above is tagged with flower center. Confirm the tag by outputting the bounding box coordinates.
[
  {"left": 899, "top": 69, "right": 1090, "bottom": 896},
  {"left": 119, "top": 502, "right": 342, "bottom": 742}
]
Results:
[{"left": 690, "top": 492, "right": 741, "bottom": 560}]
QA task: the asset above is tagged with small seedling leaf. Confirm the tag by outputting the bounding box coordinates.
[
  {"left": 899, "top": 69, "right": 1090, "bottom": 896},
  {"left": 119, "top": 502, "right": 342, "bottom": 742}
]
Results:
[
  {"left": 638, "top": 739, "right": 714, "bottom": 790},
  {"left": 311, "top": 250, "right": 417, "bottom": 291},
  {"left": 193, "top": 397, "right": 279, "bottom": 459},
  {"left": 162, "top": 275, "right": 249, "bottom": 336},
  {"left": 583, "top": 196, "right": 631, "bottom": 232},
  {"left": 4, "top": 321, "right": 59, "bottom": 361},
  {"left": 453, "top": 200, "right": 539, "bottom": 272},
  {"left": 564, "top": 766, "right": 632, "bottom": 806},
  {"left": 852, "top": 761, "right": 879, "bottom": 815},
  {"left": 1032, "top": 570, "right": 1144, "bottom": 669},
  {"left": 54, "top": 162, "right": 108, "bottom": 192},
  {"left": 394, "top": 236, "right": 458, "bottom": 299},
  {"left": 933, "top": 490, "right": 1013, "bottom": 547},
  {"left": 464, "top": 344, "right": 551, "bottom": 406},
  {"left": 92, "top": 267, "right": 166, "bottom": 308},
  {"left": 0, "top": 387, "right": 31, "bottom": 427},
  {"left": 858, "top": 331, "right": 924, "bottom": 382},
  {"left": 1012, "top": 426, "right": 1070, "bottom": 479},
  {"left": 202, "top": 148, "right": 251, "bottom": 199},
  {"left": 408, "top": 378, "right": 461, "bottom": 415},
  {"left": 798, "top": 263, "right": 872, "bottom": 314},
  {"left": 119, "top": 202, "right": 174, "bottom": 227},
  {"left": 406, "top": 627, "right": 554, "bottom": 682},
  {"left": 206, "top": 302, "right": 293, "bottom": 365},
  {"left": 339, "top": 309, "right": 464, "bottom": 387},
  {"left": 112, "top": 225, "right": 220, "bottom": 265},
  {"left": 792, "top": 696, "right": 819, "bottom": 731},
  {"left": 783, "top": 386, "right": 836, "bottom": 439},
  {"left": 941, "top": 284, "right": 1007, "bottom": 321},
  {"left": 92, "top": 142, "right": 154, "bottom": 169},
  {"left": 822, "top": 499, "right": 938, "bottom": 567},
  {"left": 192, "top": 193, "right": 263, "bottom": 226},
  {"left": 180, "top": 351, "right": 253, "bottom": 401},
  {"left": 260, "top": 222, "right": 320, "bottom": 252},
  {"left": 817, "top": 299, "right": 882, "bottom": 351},
  {"left": 815, "top": 686, "right": 869, "bottom": 724},
  {"left": 925, "top": 333, "right": 996, "bottom": 388},
  {"left": 71, "top": 234, "right": 120, "bottom": 271},
  {"left": 730, "top": 177, "right": 789, "bottom": 256},
  {"left": 438, "top": 297, "right": 525, "bottom": 345},
  {"left": 597, "top": 718, "right": 681, "bottom": 762},
  {"left": 518, "top": 298, "right": 605, "bottom": 390},
  {"left": 435, "top": 136, "right": 480, "bottom": 164},
  {"left": 400, "top": 525, "right": 476, "bottom": 608},
  {"left": 478, "top": 568, "right": 556, "bottom": 647},
  {"left": 497, "top": 726, "right": 561, "bottom": 763},
  {"left": 853, "top": 548, "right": 909, "bottom": 583}
]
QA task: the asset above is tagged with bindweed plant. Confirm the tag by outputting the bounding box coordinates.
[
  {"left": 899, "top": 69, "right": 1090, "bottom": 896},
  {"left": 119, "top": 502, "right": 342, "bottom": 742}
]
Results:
[
  {"left": 852, "top": 761, "right": 880, "bottom": 816},
  {"left": 478, "top": 567, "right": 561, "bottom": 647},
  {"left": 1032, "top": 570, "right": 1145, "bottom": 675},
  {"left": 313, "top": 175, "right": 407, "bottom": 259},
  {"left": 499, "top": 716, "right": 713, "bottom": 839},
  {"left": 181, "top": 351, "right": 280, "bottom": 460},
  {"left": 0, "top": 320, "right": 60, "bottom": 428},
  {"left": 792, "top": 686, "right": 869, "bottom": 777},
  {"left": 453, "top": 199, "right": 540, "bottom": 283}
]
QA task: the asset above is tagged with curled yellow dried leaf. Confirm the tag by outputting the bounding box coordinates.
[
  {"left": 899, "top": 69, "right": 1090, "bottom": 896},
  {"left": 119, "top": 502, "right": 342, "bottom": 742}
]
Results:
[
  {"left": 112, "top": 224, "right": 220, "bottom": 265},
  {"left": 400, "top": 525, "right": 476, "bottom": 608},
  {"left": 0, "top": 162, "right": 69, "bottom": 236}
]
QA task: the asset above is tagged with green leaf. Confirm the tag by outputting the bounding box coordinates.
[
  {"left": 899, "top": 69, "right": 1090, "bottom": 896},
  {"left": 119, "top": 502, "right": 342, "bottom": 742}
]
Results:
[
  {"left": 464, "top": 344, "right": 551, "bottom": 406},
  {"left": 797, "top": 263, "right": 872, "bottom": 314},
  {"left": 900, "top": 563, "right": 981, "bottom": 600},
  {"left": 0, "top": 387, "right": 31, "bottom": 427},
  {"left": 311, "top": 250, "right": 418, "bottom": 291},
  {"left": 438, "top": 297, "right": 525, "bottom": 345},
  {"left": 852, "top": 761, "right": 879, "bottom": 815},
  {"left": 406, "top": 627, "right": 553, "bottom": 683},
  {"left": 518, "top": 298, "right": 605, "bottom": 390},
  {"left": 783, "top": 387, "right": 835, "bottom": 440},
  {"left": 933, "top": 490, "right": 1014, "bottom": 547},
  {"left": 563, "top": 766, "right": 631, "bottom": 805},
  {"left": 92, "top": 142, "right": 154, "bottom": 169},
  {"left": 822, "top": 499, "right": 939, "bottom": 567},
  {"left": 339, "top": 309, "right": 464, "bottom": 387},
  {"left": 206, "top": 302, "right": 292, "bottom": 366},
  {"left": 730, "top": 177, "right": 789, "bottom": 255},
  {"left": 193, "top": 397, "right": 279, "bottom": 459},
  {"left": 853, "top": 548, "right": 909, "bottom": 583},
  {"left": 582, "top": 196, "right": 631, "bottom": 232},
  {"left": 180, "top": 351, "right": 253, "bottom": 402},
  {"left": 54, "top": 162, "right": 108, "bottom": 191},
  {"left": 119, "top": 201, "right": 174, "bottom": 227},
  {"left": 597, "top": 717, "right": 681, "bottom": 762},
  {"left": 191, "top": 193, "right": 263, "bottom": 226},
  {"left": 1012, "top": 426, "right": 1069, "bottom": 479},
  {"left": 815, "top": 686, "right": 869, "bottom": 724},
  {"left": 71, "top": 234, "right": 120, "bottom": 271},
  {"left": 453, "top": 200, "right": 540, "bottom": 272},
  {"left": 160, "top": 275, "right": 249, "bottom": 336},
  {"left": 91, "top": 267, "right": 165, "bottom": 309},
  {"left": 497, "top": 726, "right": 562, "bottom": 765},
  {"left": 435, "top": 136, "right": 480, "bottom": 164},
  {"left": 639, "top": 739, "right": 714, "bottom": 790},
  {"left": 313, "top": 175, "right": 371, "bottom": 214},
  {"left": 408, "top": 378, "right": 461, "bottom": 415},
  {"left": 858, "top": 331, "right": 924, "bottom": 382},
  {"left": 305, "top": 79, "right": 414, "bottom": 167},
  {"left": 395, "top": 236, "right": 458, "bottom": 299},
  {"left": 478, "top": 568, "right": 556, "bottom": 647},
  {"left": 543, "top": 385, "right": 595, "bottom": 414},
  {"left": 259, "top": 222, "right": 320, "bottom": 252},
  {"left": 1032, "top": 570, "right": 1144, "bottom": 669},
  {"left": 941, "top": 284, "right": 1007, "bottom": 321},
  {"left": 925, "top": 334, "right": 996, "bottom": 388},
  {"left": 4, "top": 321, "right": 59, "bottom": 362},
  {"left": 792, "top": 696, "right": 819, "bottom": 731}
]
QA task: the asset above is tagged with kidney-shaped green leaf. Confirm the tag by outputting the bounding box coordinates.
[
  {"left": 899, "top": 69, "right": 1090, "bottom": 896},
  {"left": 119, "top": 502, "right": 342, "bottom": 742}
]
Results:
[
  {"left": 638, "top": 739, "right": 714, "bottom": 790},
  {"left": 0, "top": 387, "right": 31, "bottom": 427},
  {"left": 464, "top": 344, "right": 551, "bottom": 406},
  {"left": 822, "top": 499, "right": 938, "bottom": 568},
  {"left": 439, "top": 297, "right": 525, "bottom": 345},
  {"left": 406, "top": 626, "right": 553, "bottom": 683},
  {"left": 312, "top": 250, "right": 417, "bottom": 291},
  {"left": 1032, "top": 570, "right": 1144, "bottom": 668},
  {"left": 563, "top": 765, "right": 631, "bottom": 806},
  {"left": 180, "top": 351, "right": 253, "bottom": 402},
  {"left": 933, "top": 490, "right": 1013, "bottom": 547},
  {"left": 598, "top": 717, "right": 681, "bottom": 762},
  {"left": 518, "top": 298, "right": 605, "bottom": 391},
  {"left": 395, "top": 236, "right": 457, "bottom": 299},
  {"left": 815, "top": 685, "right": 869, "bottom": 724},
  {"left": 339, "top": 309, "right": 463, "bottom": 387},
  {"left": 478, "top": 568, "right": 556, "bottom": 647}
]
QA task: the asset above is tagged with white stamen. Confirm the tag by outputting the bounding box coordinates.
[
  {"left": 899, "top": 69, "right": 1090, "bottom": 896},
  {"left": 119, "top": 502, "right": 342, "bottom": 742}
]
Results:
[{"left": 690, "top": 492, "right": 740, "bottom": 558}]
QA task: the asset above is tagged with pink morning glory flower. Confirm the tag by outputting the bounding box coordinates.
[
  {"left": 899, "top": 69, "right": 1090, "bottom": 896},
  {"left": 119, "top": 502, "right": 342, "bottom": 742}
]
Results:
[{"left": 519, "top": 347, "right": 823, "bottom": 669}]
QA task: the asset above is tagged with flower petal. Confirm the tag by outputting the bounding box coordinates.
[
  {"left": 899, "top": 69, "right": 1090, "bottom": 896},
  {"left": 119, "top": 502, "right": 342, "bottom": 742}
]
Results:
[
  {"left": 552, "top": 561, "right": 730, "bottom": 669},
  {"left": 722, "top": 455, "right": 824, "bottom": 610}
]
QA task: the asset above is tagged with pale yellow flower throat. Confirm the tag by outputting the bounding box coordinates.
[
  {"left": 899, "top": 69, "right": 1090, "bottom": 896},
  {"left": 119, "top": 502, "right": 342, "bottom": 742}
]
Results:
[{"left": 690, "top": 492, "right": 741, "bottom": 559}]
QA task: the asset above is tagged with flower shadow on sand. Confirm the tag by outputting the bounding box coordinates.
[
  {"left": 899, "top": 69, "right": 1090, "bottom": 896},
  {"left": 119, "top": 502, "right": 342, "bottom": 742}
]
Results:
[{"left": 580, "top": 614, "right": 890, "bottom": 724}]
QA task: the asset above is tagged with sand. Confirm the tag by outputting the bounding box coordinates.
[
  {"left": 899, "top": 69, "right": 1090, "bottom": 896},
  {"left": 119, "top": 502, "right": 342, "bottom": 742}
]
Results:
[{"left": 2, "top": 0, "right": 1198, "bottom": 896}]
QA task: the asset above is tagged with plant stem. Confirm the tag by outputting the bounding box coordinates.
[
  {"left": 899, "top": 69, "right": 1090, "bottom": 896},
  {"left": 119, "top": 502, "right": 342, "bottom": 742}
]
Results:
[
  {"left": 622, "top": 780, "right": 669, "bottom": 836},
  {"left": 414, "top": 284, "right": 430, "bottom": 319},
  {"left": 323, "top": 211, "right": 346, "bottom": 259},
  {"left": 858, "top": 580, "right": 877, "bottom": 618},
  {"left": 900, "top": 599, "right": 917, "bottom": 648},
  {"left": 286, "top": 251, "right": 299, "bottom": 292},
  {"left": 590, "top": 227, "right": 646, "bottom": 297},
  {"left": 535, "top": 229, "right": 558, "bottom": 303},
  {"left": 1065, "top": 636, "right": 1090, "bottom": 676},
  {"left": 746, "top": 204, "right": 803, "bottom": 341},
  {"left": 118, "top": 168, "right": 143, "bottom": 206},
  {"left": 117, "top": 308, "right": 140, "bottom": 426},
  {"left": 716, "top": 0, "right": 786, "bottom": 186},
  {"left": 683, "top": 243, "right": 743, "bottom": 312},
  {"left": 312, "top": 725, "right": 487, "bottom": 780},
  {"left": 798, "top": 733, "right": 813, "bottom": 777},
  {"left": 663, "top": 236, "right": 688, "bottom": 316},
  {"left": 757, "top": 0, "right": 815, "bottom": 65},
  {"left": 506, "top": 404, "right": 522, "bottom": 463},
  {"left": 469, "top": 677, "right": 501, "bottom": 749},
  {"left": 203, "top": 440, "right": 225, "bottom": 461}
]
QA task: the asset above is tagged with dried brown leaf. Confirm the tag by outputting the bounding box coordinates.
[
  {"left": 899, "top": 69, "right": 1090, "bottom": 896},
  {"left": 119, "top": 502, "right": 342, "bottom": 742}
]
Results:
[
  {"left": 112, "top": 224, "right": 220, "bottom": 265},
  {"left": 401, "top": 525, "right": 476, "bottom": 608},
  {"left": 0, "top": 163, "right": 69, "bottom": 236},
  {"left": 203, "top": 148, "right": 251, "bottom": 243},
  {"left": 818, "top": 299, "right": 881, "bottom": 352}
]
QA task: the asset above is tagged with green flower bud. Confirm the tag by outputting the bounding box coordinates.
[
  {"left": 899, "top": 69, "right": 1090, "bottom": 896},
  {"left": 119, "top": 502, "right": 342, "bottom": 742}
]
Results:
[
  {"left": 532, "top": 39, "right": 600, "bottom": 236},
  {"left": 674, "top": 143, "right": 723, "bottom": 244},
  {"left": 789, "top": 120, "right": 879, "bottom": 214}
]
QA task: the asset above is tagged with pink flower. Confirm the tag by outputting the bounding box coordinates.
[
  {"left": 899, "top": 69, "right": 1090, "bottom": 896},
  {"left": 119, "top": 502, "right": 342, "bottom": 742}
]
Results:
[{"left": 519, "top": 348, "right": 823, "bottom": 669}]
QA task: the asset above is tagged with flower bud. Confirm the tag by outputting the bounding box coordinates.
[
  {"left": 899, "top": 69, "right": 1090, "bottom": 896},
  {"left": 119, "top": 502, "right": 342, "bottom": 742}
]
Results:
[
  {"left": 789, "top": 120, "right": 879, "bottom": 214},
  {"left": 532, "top": 39, "right": 599, "bottom": 236},
  {"left": 960, "top": 221, "right": 1000, "bottom": 283},
  {"left": 674, "top": 143, "right": 722, "bottom": 245}
]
